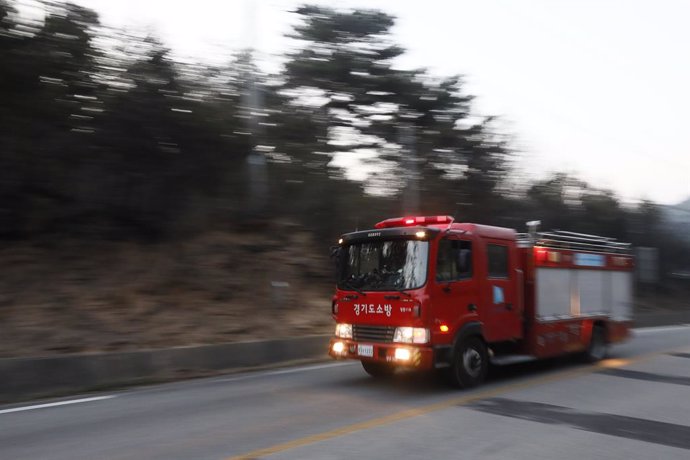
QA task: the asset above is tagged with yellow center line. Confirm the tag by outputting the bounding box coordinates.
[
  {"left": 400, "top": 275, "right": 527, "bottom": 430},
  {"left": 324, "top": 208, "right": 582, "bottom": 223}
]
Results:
[{"left": 227, "top": 349, "right": 673, "bottom": 460}]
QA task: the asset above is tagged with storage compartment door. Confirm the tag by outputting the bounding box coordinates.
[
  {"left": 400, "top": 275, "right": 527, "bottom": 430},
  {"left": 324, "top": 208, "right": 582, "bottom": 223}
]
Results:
[
  {"left": 611, "top": 271, "right": 633, "bottom": 320},
  {"left": 536, "top": 268, "right": 572, "bottom": 319},
  {"left": 579, "top": 270, "right": 609, "bottom": 316}
]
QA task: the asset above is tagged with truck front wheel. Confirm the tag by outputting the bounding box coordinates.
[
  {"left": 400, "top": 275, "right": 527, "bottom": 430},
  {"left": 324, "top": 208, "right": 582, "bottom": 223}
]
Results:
[
  {"left": 361, "top": 361, "right": 395, "bottom": 378},
  {"left": 448, "top": 336, "right": 488, "bottom": 388}
]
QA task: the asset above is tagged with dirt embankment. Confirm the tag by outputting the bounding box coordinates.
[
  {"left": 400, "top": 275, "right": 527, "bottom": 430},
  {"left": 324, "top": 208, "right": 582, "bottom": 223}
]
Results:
[{"left": 0, "top": 224, "right": 334, "bottom": 358}]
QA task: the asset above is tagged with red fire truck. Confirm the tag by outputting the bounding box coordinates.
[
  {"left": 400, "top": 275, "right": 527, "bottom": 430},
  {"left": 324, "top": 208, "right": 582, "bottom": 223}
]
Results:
[{"left": 328, "top": 216, "right": 633, "bottom": 387}]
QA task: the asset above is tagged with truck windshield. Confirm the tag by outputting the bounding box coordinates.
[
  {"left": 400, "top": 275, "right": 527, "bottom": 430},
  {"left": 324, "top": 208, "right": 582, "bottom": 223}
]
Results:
[{"left": 338, "top": 239, "right": 429, "bottom": 291}]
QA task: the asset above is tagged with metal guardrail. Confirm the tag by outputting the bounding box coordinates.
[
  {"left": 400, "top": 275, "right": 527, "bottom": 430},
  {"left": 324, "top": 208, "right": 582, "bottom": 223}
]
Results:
[{"left": 0, "top": 335, "right": 331, "bottom": 403}]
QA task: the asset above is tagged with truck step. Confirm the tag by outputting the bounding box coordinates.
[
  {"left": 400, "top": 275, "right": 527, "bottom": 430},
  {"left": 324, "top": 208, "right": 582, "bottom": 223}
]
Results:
[{"left": 490, "top": 354, "right": 537, "bottom": 366}]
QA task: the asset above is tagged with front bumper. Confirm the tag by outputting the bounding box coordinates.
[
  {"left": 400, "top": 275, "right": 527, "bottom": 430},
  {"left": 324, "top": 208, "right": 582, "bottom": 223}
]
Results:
[{"left": 328, "top": 337, "right": 435, "bottom": 370}]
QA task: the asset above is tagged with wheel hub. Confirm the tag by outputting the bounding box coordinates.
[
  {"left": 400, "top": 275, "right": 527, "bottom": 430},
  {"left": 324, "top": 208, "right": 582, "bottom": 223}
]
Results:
[{"left": 462, "top": 348, "right": 482, "bottom": 378}]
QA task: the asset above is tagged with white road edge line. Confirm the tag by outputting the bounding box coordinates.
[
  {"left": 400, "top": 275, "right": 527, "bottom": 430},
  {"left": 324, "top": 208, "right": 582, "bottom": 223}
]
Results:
[
  {"left": 633, "top": 324, "right": 690, "bottom": 334},
  {"left": 0, "top": 395, "right": 115, "bottom": 415},
  {"left": 218, "top": 361, "right": 357, "bottom": 383}
]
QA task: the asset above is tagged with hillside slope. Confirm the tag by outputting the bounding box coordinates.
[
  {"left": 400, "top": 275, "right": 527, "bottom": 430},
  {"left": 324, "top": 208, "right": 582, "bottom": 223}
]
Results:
[{"left": 0, "top": 224, "right": 333, "bottom": 358}]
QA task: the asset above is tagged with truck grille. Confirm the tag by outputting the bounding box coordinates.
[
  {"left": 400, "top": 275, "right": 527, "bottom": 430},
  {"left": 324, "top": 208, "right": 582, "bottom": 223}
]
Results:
[{"left": 353, "top": 325, "right": 396, "bottom": 343}]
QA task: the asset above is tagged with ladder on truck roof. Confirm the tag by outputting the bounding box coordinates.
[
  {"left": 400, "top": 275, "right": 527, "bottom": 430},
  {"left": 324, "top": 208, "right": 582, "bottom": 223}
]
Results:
[{"left": 516, "top": 229, "right": 631, "bottom": 254}]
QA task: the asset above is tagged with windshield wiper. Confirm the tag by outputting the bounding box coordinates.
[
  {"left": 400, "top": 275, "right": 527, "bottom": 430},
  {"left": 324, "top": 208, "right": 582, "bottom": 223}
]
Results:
[
  {"left": 384, "top": 288, "right": 412, "bottom": 300},
  {"left": 395, "top": 288, "right": 412, "bottom": 298},
  {"left": 342, "top": 280, "right": 366, "bottom": 296}
]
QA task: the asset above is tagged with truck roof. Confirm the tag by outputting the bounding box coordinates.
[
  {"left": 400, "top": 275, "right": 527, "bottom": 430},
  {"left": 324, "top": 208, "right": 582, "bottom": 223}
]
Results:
[
  {"left": 343, "top": 221, "right": 514, "bottom": 242},
  {"left": 430, "top": 222, "right": 517, "bottom": 240},
  {"left": 364, "top": 216, "right": 517, "bottom": 241}
]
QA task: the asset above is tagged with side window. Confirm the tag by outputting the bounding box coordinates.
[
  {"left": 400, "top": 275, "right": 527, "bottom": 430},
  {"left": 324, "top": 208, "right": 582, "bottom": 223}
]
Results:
[
  {"left": 487, "top": 244, "right": 509, "bottom": 278},
  {"left": 436, "top": 239, "right": 472, "bottom": 282}
]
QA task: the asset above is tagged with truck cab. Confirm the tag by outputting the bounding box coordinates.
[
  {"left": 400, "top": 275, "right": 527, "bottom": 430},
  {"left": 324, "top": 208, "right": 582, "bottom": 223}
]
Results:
[{"left": 329, "top": 216, "right": 524, "bottom": 387}]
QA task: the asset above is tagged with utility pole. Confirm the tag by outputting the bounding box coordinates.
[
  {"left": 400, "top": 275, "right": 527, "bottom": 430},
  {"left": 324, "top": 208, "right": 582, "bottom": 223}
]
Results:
[{"left": 242, "top": 0, "right": 267, "bottom": 215}]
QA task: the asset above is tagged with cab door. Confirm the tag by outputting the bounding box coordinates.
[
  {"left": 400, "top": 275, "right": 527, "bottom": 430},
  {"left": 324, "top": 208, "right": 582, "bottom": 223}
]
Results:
[
  {"left": 479, "top": 239, "right": 523, "bottom": 342},
  {"left": 431, "top": 236, "right": 480, "bottom": 342}
]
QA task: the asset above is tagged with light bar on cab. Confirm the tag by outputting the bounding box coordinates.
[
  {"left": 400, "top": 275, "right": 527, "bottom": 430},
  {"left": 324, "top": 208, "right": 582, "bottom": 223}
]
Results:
[{"left": 374, "top": 215, "right": 454, "bottom": 229}]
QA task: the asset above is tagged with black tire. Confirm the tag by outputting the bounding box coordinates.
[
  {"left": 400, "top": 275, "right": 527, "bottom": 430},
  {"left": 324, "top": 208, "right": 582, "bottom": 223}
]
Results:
[
  {"left": 447, "top": 336, "right": 488, "bottom": 388},
  {"left": 582, "top": 325, "right": 608, "bottom": 362},
  {"left": 361, "top": 361, "right": 395, "bottom": 378}
]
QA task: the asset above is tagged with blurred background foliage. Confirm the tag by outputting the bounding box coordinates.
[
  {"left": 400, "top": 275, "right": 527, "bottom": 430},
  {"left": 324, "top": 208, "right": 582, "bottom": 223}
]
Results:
[{"left": 0, "top": 1, "right": 688, "bottom": 354}]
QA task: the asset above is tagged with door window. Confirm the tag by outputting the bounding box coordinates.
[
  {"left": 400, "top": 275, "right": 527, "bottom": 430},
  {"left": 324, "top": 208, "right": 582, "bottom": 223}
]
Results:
[
  {"left": 436, "top": 239, "right": 472, "bottom": 282},
  {"left": 487, "top": 244, "right": 509, "bottom": 278}
]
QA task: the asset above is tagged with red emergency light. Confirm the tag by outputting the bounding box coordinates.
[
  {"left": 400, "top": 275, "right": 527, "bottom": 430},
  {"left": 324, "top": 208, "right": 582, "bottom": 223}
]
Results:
[
  {"left": 374, "top": 215, "right": 455, "bottom": 229},
  {"left": 535, "top": 247, "right": 548, "bottom": 263}
]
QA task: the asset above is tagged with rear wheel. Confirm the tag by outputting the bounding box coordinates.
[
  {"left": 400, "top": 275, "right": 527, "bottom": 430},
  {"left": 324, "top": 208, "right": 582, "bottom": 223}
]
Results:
[
  {"left": 583, "top": 325, "right": 608, "bottom": 362},
  {"left": 447, "top": 336, "right": 488, "bottom": 388},
  {"left": 361, "top": 361, "right": 395, "bottom": 378}
]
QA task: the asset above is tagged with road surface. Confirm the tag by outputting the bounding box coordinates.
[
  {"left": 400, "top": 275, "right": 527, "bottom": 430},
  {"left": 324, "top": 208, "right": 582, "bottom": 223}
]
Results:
[{"left": 1, "top": 325, "right": 689, "bottom": 460}]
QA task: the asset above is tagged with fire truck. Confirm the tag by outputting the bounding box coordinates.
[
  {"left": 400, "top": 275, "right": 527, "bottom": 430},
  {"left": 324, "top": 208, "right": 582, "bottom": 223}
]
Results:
[{"left": 328, "top": 216, "right": 633, "bottom": 387}]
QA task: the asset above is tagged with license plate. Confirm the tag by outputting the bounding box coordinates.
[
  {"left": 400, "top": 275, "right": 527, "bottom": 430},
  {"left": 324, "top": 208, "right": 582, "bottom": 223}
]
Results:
[{"left": 357, "top": 344, "right": 374, "bottom": 357}]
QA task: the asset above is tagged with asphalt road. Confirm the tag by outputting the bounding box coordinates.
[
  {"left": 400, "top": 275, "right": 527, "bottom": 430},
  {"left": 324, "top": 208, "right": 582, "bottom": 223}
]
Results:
[{"left": 1, "top": 325, "right": 689, "bottom": 460}]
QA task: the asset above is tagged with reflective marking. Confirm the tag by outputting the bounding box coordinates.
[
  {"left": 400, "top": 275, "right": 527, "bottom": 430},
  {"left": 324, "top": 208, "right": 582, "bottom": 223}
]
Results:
[
  {"left": 0, "top": 395, "right": 115, "bottom": 415},
  {"left": 573, "top": 252, "right": 605, "bottom": 267},
  {"left": 226, "top": 352, "right": 668, "bottom": 460},
  {"left": 598, "top": 368, "right": 690, "bottom": 386},
  {"left": 468, "top": 397, "right": 690, "bottom": 450}
]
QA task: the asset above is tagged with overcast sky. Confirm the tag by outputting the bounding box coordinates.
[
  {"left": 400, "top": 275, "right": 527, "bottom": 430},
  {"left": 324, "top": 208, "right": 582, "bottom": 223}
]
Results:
[{"left": 66, "top": 0, "right": 690, "bottom": 205}]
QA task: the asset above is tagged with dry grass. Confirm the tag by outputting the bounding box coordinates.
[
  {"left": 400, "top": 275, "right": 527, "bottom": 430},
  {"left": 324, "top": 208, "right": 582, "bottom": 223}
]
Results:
[{"left": 0, "top": 223, "right": 334, "bottom": 358}]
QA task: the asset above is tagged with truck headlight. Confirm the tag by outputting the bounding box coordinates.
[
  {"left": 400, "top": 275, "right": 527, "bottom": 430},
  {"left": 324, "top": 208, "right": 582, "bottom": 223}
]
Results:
[
  {"left": 393, "top": 327, "right": 429, "bottom": 344},
  {"left": 335, "top": 323, "right": 353, "bottom": 339}
]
